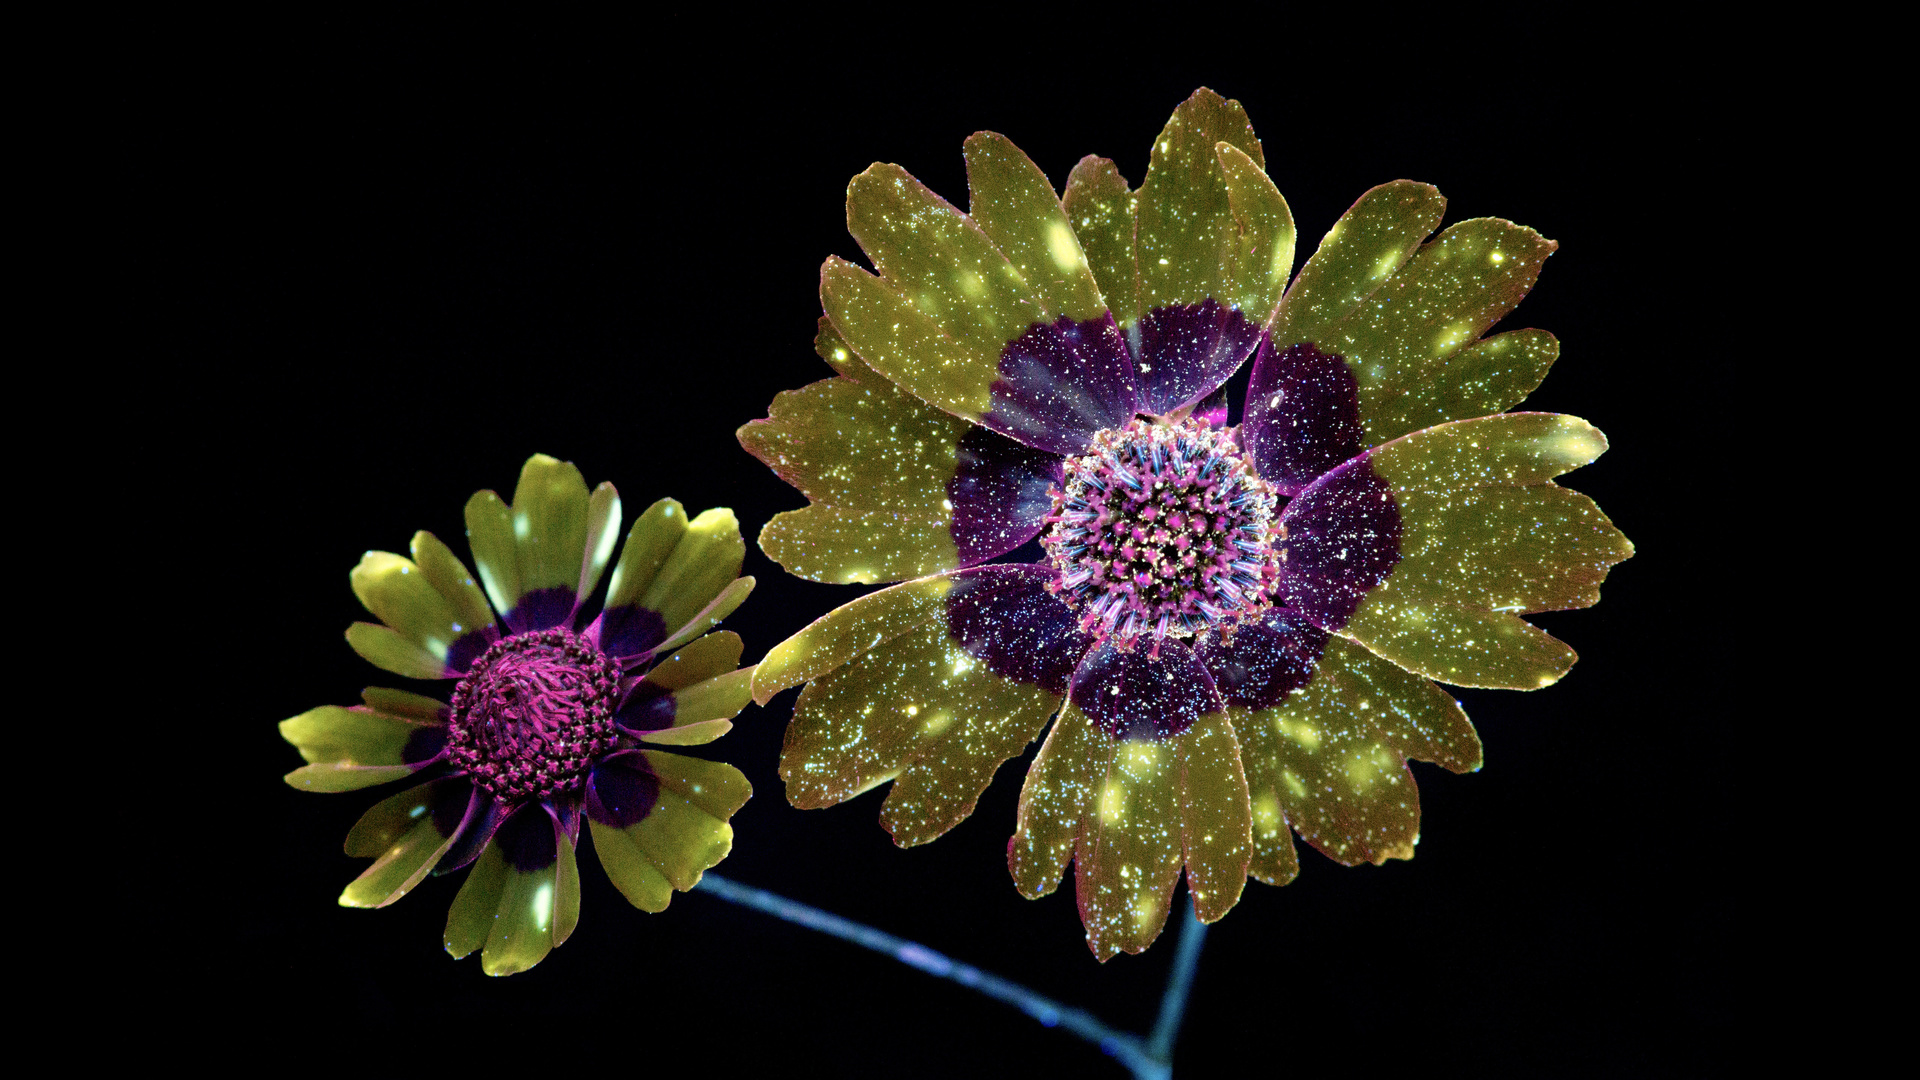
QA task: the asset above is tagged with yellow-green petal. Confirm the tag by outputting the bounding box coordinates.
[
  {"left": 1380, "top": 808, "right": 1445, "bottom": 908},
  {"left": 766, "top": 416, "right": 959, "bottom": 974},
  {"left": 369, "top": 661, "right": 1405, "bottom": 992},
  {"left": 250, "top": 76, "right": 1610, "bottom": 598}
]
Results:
[
  {"left": 666, "top": 668, "right": 754, "bottom": 727},
  {"left": 463, "top": 489, "right": 523, "bottom": 620},
  {"left": 444, "top": 843, "right": 508, "bottom": 961},
  {"left": 589, "top": 820, "right": 674, "bottom": 912},
  {"left": 509, "top": 454, "right": 593, "bottom": 598},
  {"left": 751, "top": 573, "right": 956, "bottom": 704},
  {"left": 1277, "top": 180, "right": 1446, "bottom": 354},
  {"left": 280, "top": 692, "right": 441, "bottom": 792},
  {"left": 604, "top": 498, "right": 689, "bottom": 613},
  {"left": 781, "top": 617, "right": 1061, "bottom": 846},
  {"left": 646, "top": 575, "right": 755, "bottom": 661},
  {"left": 963, "top": 131, "right": 1106, "bottom": 323},
  {"left": 349, "top": 551, "right": 465, "bottom": 670},
  {"left": 552, "top": 829, "right": 581, "bottom": 948},
  {"left": 591, "top": 752, "right": 750, "bottom": 910},
  {"left": 462, "top": 455, "right": 609, "bottom": 631},
  {"left": 481, "top": 854, "right": 559, "bottom": 976},
  {"left": 1008, "top": 701, "right": 1090, "bottom": 900},
  {"left": 408, "top": 531, "right": 498, "bottom": 644},
  {"left": 642, "top": 508, "right": 745, "bottom": 636},
  {"left": 1179, "top": 709, "right": 1252, "bottom": 923},
  {"left": 345, "top": 622, "right": 444, "bottom": 681},
  {"left": 1072, "top": 713, "right": 1186, "bottom": 960},
  {"left": 642, "top": 631, "right": 744, "bottom": 691},
  {"left": 1230, "top": 635, "right": 1479, "bottom": 867},
  {"left": 338, "top": 779, "right": 467, "bottom": 908},
  {"left": 743, "top": 368, "right": 967, "bottom": 584},
  {"left": 634, "top": 718, "right": 733, "bottom": 746},
  {"left": 1274, "top": 181, "right": 1562, "bottom": 446},
  {"left": 1062, "top": 155, "right": 1140, "bottom": 327},
  {"left": 1342, "top": 414, "right": 1633, "bottom": 688},
  {"left": 1134, "top": 88, "right": 1269, "bottom": 323},
  {"left": 1213, "top": 141, "right": 1296, "bottom": 325}
]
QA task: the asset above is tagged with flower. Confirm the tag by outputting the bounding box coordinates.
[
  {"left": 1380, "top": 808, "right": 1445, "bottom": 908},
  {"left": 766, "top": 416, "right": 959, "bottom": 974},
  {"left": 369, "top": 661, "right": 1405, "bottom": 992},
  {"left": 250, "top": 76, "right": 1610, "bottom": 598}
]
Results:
[
  {"left": 280, "top": 453, "right": 756, "bottom": 975},
  {"left": 739, "top": 89, "right": 1633, "bottom": 959}
]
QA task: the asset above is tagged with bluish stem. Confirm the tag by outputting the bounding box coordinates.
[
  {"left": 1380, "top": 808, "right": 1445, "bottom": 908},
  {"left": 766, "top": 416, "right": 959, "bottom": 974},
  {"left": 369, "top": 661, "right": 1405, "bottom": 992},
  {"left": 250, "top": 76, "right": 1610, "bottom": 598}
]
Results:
[
  {"left": 694, "top": 873, "right": 1200, "bottom": 1079},
  {"left": 1146, "top": 901, "right": 1208, "bottom": 1062}
]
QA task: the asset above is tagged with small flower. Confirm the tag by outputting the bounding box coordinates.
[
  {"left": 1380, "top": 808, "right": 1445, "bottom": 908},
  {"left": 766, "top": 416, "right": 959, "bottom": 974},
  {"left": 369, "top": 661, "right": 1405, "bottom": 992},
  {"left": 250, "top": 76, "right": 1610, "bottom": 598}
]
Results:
[
  {"left": 740, "top": 89, "right": 1632, "bottom": 959},
  {"left": 280, "top": 453, "right": 756, "bottom": 975}
]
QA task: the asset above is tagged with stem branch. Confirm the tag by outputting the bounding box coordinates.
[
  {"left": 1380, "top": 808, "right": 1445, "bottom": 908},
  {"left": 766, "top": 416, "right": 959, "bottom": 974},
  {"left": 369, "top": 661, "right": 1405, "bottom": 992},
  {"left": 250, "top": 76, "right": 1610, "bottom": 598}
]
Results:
[{"left": 694, "top": 873, "right": 1204, "bottom": 1080}]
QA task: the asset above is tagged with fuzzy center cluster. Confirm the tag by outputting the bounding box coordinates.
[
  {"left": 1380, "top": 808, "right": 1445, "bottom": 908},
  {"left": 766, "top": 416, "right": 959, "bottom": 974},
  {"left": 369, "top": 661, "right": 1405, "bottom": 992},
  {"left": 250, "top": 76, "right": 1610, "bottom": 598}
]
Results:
[
  {"left": 447, "top": 628, "right": 620, "bottom": 800},
  {"left": 1042, "top": 416, "right": 1283, "bottom": 654}
]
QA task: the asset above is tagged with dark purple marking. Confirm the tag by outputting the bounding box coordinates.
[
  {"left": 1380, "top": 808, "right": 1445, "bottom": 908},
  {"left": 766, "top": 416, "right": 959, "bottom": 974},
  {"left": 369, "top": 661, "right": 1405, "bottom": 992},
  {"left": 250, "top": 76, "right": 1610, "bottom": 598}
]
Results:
[
  {"left": 944, "top": 564, "right": 1092, "bottom": 696},
  {"left": 507, "top": 586, "right": 577, "bottom": 633},
  {"left": 615, "top": 683, "right": 675, "bottom": 734},
  {"left": 402, "top": 725, "right": 447, "bottom": 766},
  {"left": 436, "top": 789, "right": 505, "bottom": 874},
  {"left": 1069, "top": 636, "right": 1221, "bottom": 742},
  {"left": 1192, "top": 608, "right": 1330, "bottom": 710},
  {"left": 584, "top": 751, "right": 660, "bottom": 828},
  {"left": 429, "top": 776, "right": 475, "bottom": 838},
  {"left": 444, "top": 628, "right": 499, "bottom": 675},
  {"left": 1277, "top": 455, "right": 1402, "bottom": 632},
  {"left": 1131, "top": 299, "right": 1263, "bottom": 417},
  {"left": 595, "top": 604, "right": 666, "bottom": 660},
  {"left": 1242, "top": 341, "right": 1366, "bottom": 496},
  {"left": 493, "top": 802, "right": 559, "bottom": 873},
  {"left": 948, "top": 427, "right": 1063, "bottom": 568},
  {"left": 983, "top": 314, "right": 1139, "bottom": 455}
]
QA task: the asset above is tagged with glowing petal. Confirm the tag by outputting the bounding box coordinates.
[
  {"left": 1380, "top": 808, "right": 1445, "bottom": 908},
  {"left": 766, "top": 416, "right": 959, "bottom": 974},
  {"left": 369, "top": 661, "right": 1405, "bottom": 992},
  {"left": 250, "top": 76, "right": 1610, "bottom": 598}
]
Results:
[
  {"left": 741, "top": 321, "right": 1060, "bottom": 584},
  {"left": 1231, "top": 635, "right": 1478, "bottom": 867},
  {"left": 1271, "top": 184, "right": 1560, "bottom": 447},
  {"left": 1333, "top": 414, "right": 1633, "bottom": 688},
  {"left": 964, "top": 131, "right": 1107, "bottom": 322}
]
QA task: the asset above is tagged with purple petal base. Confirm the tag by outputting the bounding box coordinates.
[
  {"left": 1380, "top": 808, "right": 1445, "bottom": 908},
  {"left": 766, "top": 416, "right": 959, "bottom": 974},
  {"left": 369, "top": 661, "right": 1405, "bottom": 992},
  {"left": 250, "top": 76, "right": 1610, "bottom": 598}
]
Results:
[
  {"left": 445, "top": 628, "right": 498, "bottom": 675},
  {"left": 1069, "top": 636, "right": 1220, "bottom": 742},
  {"left": 493, "top": 802, "right": 559, "bottom": 872},
  {"left": 585, "top": 751, "right": 659, "bottom": 828},
  {"left": 984, "top": 315, "right": 1138, "bottom": 455},
  {"left": 507, "top": 586, "right": 578, "bottom": 634},
  {"left": 1278, "top": 456, "right": 1402, "bottom": 632},
  {"left": 1242, "top": 341, "right": 1366, "bottom": 495},
  {"left": 948, "top": 426, "right": 1062, "bottom": 567},
  {"left": 402, "top": 726, "right": 448, "bottom": 765},
  {"left": 1132, "top": 299, "right": 1263, "bottom": 417},
  {"left": 615, "top": 683, "right": 675, "bottom": 734},
  {"left": 429, "top": 776, "right": 475, "bottom": 839},
  {"left": 595, "top": 604, "right": 667, "bottom": 660},
  {"left": 1192, "top": 609, "right": 1329, "bottom": 710},
  {"left": 944, "top": 564, "right": 1091, "bottom": 695},
  {"left": 435, "top": 788, "right": 504, "bottom": 874}
]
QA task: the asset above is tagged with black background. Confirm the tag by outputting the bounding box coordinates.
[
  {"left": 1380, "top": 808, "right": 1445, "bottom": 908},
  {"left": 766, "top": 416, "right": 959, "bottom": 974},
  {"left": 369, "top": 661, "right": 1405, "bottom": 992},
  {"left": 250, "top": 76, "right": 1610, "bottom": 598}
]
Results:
[{"left": 176, "top": 24, "right": 1741, "bottom": 1076}]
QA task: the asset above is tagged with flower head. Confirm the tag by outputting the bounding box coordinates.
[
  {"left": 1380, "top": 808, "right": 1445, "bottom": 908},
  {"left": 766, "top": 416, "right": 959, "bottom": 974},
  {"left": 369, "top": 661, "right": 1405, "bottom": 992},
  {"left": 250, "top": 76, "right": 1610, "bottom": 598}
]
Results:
[
  {"left": 280, "top": 454, "right": 756, "bottom": 975},
  {"left": 740, "top": 89, "right": 1632, "bottom": 960}
]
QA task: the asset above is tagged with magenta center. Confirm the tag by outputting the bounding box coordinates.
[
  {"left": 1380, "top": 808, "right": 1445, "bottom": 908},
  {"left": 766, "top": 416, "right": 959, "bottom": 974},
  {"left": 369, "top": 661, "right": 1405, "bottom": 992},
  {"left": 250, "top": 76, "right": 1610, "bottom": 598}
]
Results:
[
  {"left": 447, "top": 628, "right": 620, "bottom": 800},
  {"left": 1042, "top": 416, "right": 1283, "bottom": 654}
]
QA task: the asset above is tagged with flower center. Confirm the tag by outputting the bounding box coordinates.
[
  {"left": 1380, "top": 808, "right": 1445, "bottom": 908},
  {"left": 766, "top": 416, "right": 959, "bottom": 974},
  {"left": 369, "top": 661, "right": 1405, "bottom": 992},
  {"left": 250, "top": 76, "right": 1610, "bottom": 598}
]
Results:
[
  {"left": 447, "top": 628, "right": 621, "bottom": 801},
  {"left": 1042, "top": 416, "right": 1283, "bottom": 654}
]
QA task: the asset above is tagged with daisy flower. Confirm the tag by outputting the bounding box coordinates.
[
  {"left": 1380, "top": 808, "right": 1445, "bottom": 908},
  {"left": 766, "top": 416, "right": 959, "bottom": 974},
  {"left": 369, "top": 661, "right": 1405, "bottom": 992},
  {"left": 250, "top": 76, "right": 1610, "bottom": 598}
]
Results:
[
  {"left": 740, "top": 89, "right": 1631, "bottom": 959},
  {"left": 280, "top": 453, "right": 755, "bottom": 975}
]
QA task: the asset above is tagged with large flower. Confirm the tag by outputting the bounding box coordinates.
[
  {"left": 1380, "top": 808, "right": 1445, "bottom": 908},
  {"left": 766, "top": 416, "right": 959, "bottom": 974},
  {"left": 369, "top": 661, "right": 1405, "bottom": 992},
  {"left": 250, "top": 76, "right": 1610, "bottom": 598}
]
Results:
[
  {"left": 280, "top": 454, "right": 756, "bottom": 975},
  {"left": 739, "top": 90, "right": 1633, "bottom": 959}
]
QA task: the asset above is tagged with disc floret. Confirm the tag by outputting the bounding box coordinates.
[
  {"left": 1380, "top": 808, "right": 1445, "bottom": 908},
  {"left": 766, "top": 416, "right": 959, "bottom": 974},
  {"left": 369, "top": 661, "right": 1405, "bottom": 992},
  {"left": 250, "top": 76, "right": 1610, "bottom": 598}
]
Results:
[
  {"left": 446, "top": 628, "right": 621, "bottom": 801},
  {"left": 1041, "top": 416, "right": 1283, "bottom": 654}
]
